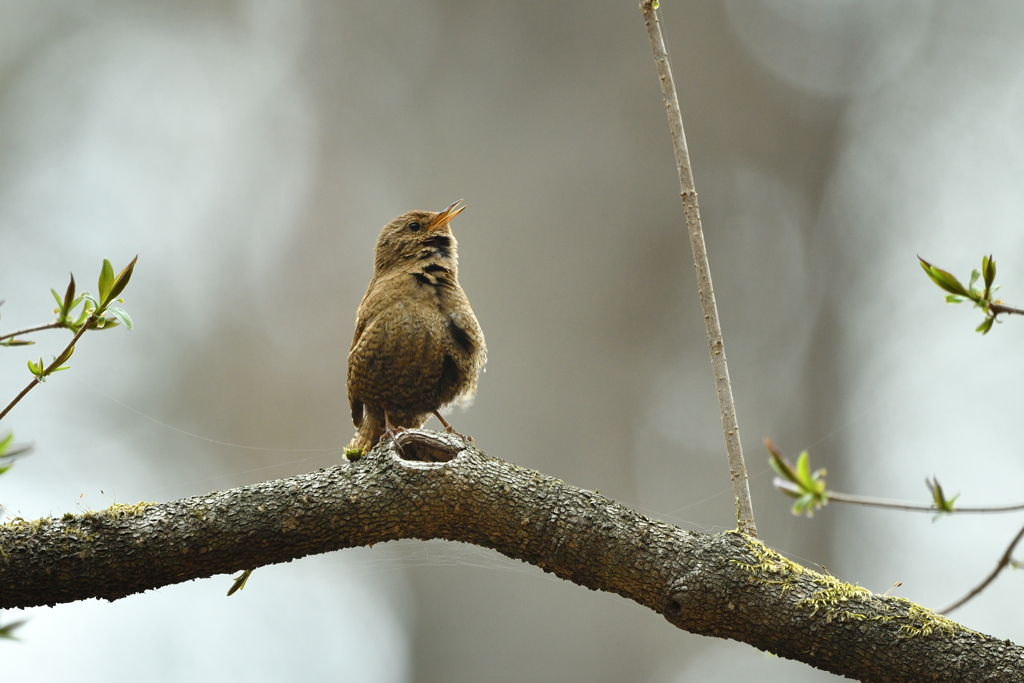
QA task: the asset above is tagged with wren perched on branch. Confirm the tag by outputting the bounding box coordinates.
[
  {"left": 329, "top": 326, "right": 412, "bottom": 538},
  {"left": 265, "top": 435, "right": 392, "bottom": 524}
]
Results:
[{"left": 347, "top": 200, "right": 486, "bottom": 451}]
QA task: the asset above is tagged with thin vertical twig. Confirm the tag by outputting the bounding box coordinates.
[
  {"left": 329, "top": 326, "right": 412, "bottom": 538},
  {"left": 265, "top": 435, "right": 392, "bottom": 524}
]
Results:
[{"left": 640, "top": 0, "right": 756, "bottom": 537}]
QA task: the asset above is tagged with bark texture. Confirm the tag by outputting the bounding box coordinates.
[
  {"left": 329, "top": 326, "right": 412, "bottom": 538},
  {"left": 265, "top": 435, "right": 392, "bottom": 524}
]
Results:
[{"left": 1, "top": 431, "right": 1021, "bottom": 682}]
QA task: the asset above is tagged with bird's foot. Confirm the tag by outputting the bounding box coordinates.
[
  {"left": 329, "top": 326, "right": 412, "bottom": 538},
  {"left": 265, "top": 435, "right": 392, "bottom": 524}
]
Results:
[
  {"left": 432, "top": 410, "right": 475, "bottom": 445},
  {"left": 383, "top": 411, "right": 409, "bottom": 455}
]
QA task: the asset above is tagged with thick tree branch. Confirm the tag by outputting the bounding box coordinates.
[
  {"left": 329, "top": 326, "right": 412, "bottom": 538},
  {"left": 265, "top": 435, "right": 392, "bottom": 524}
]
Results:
[{"left": 0, "top": 430, "right": 1020, "bottom": 682}]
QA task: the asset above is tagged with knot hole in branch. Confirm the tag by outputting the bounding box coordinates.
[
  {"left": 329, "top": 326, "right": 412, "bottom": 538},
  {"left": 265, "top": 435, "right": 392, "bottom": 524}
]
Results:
[
  {"left": 665, "top": 582, "right": 696, "bottom": 623},
  {"left": 391, "top": 430, "right": 464, "bottom": 463}
]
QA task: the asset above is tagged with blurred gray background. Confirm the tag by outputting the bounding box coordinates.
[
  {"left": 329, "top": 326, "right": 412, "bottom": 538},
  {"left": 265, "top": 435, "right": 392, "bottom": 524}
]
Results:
[{"left": 2, "top": 1, "right": 1023, "bottom": 681}]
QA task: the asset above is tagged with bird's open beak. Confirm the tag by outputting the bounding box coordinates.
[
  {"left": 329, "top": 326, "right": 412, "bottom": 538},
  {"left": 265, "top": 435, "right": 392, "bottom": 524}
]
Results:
[{"left": 432, "top": 200, "right": 466, "bottom": 230}]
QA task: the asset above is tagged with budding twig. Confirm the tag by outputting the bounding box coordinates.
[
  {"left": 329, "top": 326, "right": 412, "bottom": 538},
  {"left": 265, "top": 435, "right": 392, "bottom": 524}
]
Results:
[
  {"left": 773, "top": 480, "right": 1024, "bottom": 514},
  {"left": 989, "top": 302, "right": 1024, "bottom": 316},
  {"left": 0, "top": 315, "right": 94, "bottom": 423},
  {"left": 0, "top": 321, "right": 65, "bottom": 343}
]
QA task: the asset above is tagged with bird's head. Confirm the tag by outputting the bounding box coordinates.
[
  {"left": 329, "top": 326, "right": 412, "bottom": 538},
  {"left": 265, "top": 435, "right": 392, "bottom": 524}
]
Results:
[{"left": 373, "top": 200, "right": 465, "bottom": 274}]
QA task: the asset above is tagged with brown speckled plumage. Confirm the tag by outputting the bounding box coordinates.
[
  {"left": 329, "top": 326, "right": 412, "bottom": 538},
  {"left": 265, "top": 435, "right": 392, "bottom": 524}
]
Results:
[{"left": 347, "top": 201, "right": 486, "bottom": 450}]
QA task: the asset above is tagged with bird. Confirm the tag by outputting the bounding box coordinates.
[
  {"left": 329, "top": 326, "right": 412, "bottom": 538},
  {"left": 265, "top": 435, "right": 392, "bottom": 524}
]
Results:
[{"left": 347, "top": 200, "right": 486, "bottom": 452}]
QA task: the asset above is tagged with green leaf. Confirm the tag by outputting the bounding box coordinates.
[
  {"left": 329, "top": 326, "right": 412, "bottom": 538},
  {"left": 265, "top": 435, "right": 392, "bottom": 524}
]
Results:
[
  {"left": 227, "top": 568, "right": 255, "bottom": 596},
  {"left": 0, "top": 438, "right": 32, "bottom": 460},
  {"left": 51, "top": 288, "right": 64, "bottom": 311},
  {"left": 768, "top": 453, "right": 789, "bottom": 479},
  {"left": 945, "top": 295, "right": 964, "bottom": 304},
  {"left": 766, "top": 439, "right": 801, "bottom": 486},
  {"left": 94, "top": 315, "right": 122, "bottom": 330},
  {"left": 813, "top": 470, "right": 827, "bottom": 494},
  {"left": 976, "top": 317, "right": 995, "bottom": 335},
  {"left": 969, "top": 269, "right": 980, "bottom": 289},
  {"left": 27, "top": 358, "right": 43, "bottom": 377},
  {"left": 926, "top": 477, "right": 958, "bottom": 514},
  {"left": 795, "top": 494, "right": 817, "bottom": 517},
  {"left": 0, "top": 339, "right": 35, "bottom": 347},
  {"left": 98, "top": 258, "right": 115, "bottom": 308},
  {"left": 53, "top": 344, "right": 75, "bottom": 367},
  {"left": 772, "top": 476, "right": 800, "bottom": 499},
  {"left": 919, "top": 257, "right": 971, "bottom": 298},
  {"left": 768, "top": 440, "right": 828, "bottom": 516},
  {"left": 796, "top": 451, "right": 811, "bottom": 484},
  {"left": 104, "top": 255, "right": 138, "bottom": 309},
  {"left": 63, "top": 273, "right": 76, "bottom": 317},
  {"left": 0, "top": 618, "right": 27, "bottom": 640},
  {"left": 983, "top": 254, "right": 996, "bottom": 291},
  {"left": 0, "top": 432, "right": 13, "bottom": 456},
  {"left": 71, "top": 305, "right": 92, "bottom": 331},
  {"left": 791, "top": 491, "right": 827, "bottom": 518},
  {"left": 105, "top": 306, "right": 133, "bottom": 330}
]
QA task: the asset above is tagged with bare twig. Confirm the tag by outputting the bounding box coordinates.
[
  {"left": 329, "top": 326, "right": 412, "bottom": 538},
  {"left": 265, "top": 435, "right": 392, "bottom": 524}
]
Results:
[
  {"left": 774, "top": 479, "right": 1024, "bottom": 514},
  {"left": 0, "top": 314, "right": 94, "bottom": 423},
  {"left": 990, "top": 302, "right": 1024, "bottom": 316},
  {"left": 640, "top": 0, "right": 756, "bottom": 536},
  {"left": 941, "top": 523, "right": 1024, "bottom": 614},
  {"left": 0, "top": 321, "right": 65, "bottom": 343}
]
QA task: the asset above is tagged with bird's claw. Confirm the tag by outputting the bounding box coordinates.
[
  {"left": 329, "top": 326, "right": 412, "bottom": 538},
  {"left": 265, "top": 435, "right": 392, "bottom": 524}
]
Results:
[
  {"left": 383, "top": 412, "right": 407, "bottom": 455},
  {"left": 432, "top": 410, "right": 475, "bottom": 445}
]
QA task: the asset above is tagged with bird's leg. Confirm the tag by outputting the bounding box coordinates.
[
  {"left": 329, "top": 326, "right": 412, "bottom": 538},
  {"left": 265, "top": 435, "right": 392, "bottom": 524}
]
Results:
[
  {"left": 383, "top": 409, "right": 407, "bottom": 455},
  {"left": 432, "top": 410, "right": 475, "bottom": 445}
]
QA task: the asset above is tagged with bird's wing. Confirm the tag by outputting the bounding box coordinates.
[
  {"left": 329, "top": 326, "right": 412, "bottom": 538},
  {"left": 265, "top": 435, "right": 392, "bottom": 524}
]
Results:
[
  {"left": 347, "top": 308, "right": 371, "bottom": 428},
  {"left": 350, "top": 308, "right": 368, "bottom": 352},
  {"left": 348, "top": 389, "right": 363, "bottom": 429}
]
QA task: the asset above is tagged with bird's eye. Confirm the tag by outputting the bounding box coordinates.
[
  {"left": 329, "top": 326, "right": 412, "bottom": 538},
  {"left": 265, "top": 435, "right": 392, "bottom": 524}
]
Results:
[{"left": 407, "top": 221, "right": 421, "bottom": 232}]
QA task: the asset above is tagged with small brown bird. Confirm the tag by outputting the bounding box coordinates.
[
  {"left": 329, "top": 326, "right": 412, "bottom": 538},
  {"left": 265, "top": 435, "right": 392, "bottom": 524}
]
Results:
[{"left": 347, "top": 200, "right": 486, "bottom": 451}]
